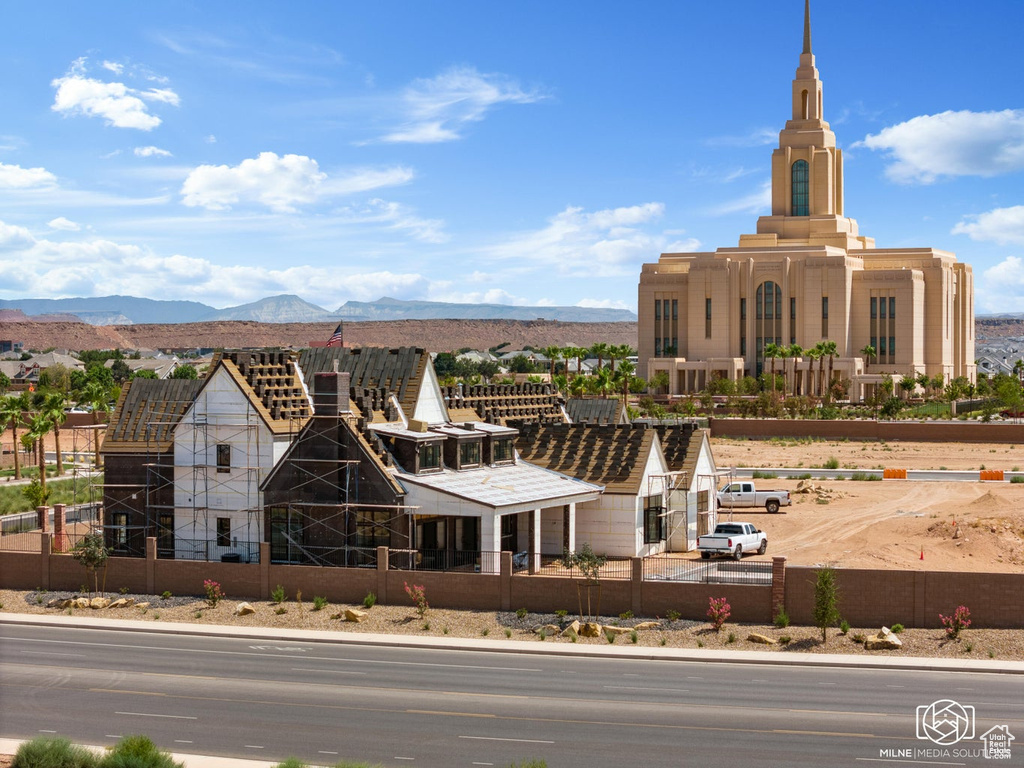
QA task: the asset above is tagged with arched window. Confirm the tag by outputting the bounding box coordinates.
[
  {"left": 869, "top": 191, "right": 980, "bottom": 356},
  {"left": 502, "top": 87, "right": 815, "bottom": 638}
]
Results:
[
  {"left": 791, "top": 160, "right": 809, "bottom": 216},
  {"left": 754, "top": 281, "right": 783, "bottom": 376},
  {"left": 801, "top": 89, "right": 809, "bottom": 120}
]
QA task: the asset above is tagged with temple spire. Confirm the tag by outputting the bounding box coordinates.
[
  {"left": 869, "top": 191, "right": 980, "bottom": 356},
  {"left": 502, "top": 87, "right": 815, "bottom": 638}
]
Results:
[{"left": 803, "top": 0, "right": 812, "bottom": 55}]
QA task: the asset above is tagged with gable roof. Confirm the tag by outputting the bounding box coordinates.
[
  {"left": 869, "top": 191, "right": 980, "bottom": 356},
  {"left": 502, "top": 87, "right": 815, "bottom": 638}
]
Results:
[
  {"left": 654, "top": 424, "right": 711, "bottom": 480},
  {"left": 102, "top": 378, "right": 204, "bottom": 453},
  {"left": 208, "top": 350, "right": 312, "bottom": 435},
  {"left": 442, "top": 383, "right": 567, "bottom": 426},
  {"left": 299, "top": 346, "right": 430, "bottom": 422},
  {"left": 566, "top": 397, "right": 627, "bottom": 425},
  {"left": 513, "top": 422, "right": 658, "bottom": 494}
]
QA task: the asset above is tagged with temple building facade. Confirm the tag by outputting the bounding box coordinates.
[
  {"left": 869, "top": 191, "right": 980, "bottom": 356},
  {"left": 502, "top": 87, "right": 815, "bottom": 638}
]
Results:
[{"left": 638, "top": 1, "right": 975, "bottom": 400}]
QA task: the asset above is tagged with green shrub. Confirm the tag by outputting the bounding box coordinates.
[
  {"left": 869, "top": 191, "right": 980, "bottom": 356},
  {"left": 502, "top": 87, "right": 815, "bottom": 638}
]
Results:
[
  {"left": 726, "top": 632, "right": 736, "bottom": 644},
  {"left": 839, "top": 619, "right": 850, "bottom": 635},
  {"left": 773, "top": 607, "right": 790, "bottom": 629},
  {"left": 102, "top": 735, "right": 184, "bottom": 768},
  {"left": 312, "top": 595, "right": 328, "bottom": 611},
  {"left": 515, "top": 607, "right": 528, "bottom": 619},
  {"left": 271, "top": 584, "right": 286, "bottom": 604},
  {"left": 275, "top": 606, "right": 287, "bottom": 615},
  {"left": 824, "top": 456, "right": 840, "bottom": 470},
  {"left": 13, "top": 736, "right": 98, "bottom": 768},
  {"left": 779, "top": 635, "right": 792, "bottom": 645},
  {"left": 362, "top": 592, "right": 377, "bottom": 609},
  {"left": 271, "top": 760, "right": 307, "bottom": 768},
  {"left": 797, "top": 473, "right": 812, "bottom": 480},
  {"left": 665, "top": 609, "right": 681, "bottom": 622},
  {"left": 1011, "top": 476, "right": 1024, "bottom": 484},
  {"left": 890, "top": 623, "right": 904, "bottom": 634},
  {"left": 619, "top": 610, "right": 633, "bottom": 620},
  {"left": 752, "top": 470, "right": 778, "bottom": 479},
  {"left": 160, "top": 591, "right": 171, "bottom": 600}
]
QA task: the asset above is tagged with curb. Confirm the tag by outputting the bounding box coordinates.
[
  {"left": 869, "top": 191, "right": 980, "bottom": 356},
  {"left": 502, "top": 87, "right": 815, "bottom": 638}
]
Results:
[{"left": 4, "top": 612, "right": 1024, "bottom": 675}]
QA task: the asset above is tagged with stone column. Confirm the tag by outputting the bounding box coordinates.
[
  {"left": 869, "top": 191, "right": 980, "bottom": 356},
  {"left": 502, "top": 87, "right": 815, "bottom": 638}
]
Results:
[
  {"left": 529, "top": 508, "right": 541, "bottom": 574},
  {"left": 771, "top": 556, "right": 787, "bottom": 620},
  {"left": 377, "top": 546, "right": 389, "bottom": 605},
  {"left": 259, "top": 542, "right": 271, "bottom": 600},
  {"left": 480, "top": 513, "right": 502, "bottom": 575},
  {"left": 53, "top": 503, "right": 66, "bottom": 553},
  {"left": 146, "top": 537, "right": 157, "bottom": 595},
  {"left": 500, "top": 551, "right": 512, "bottom": 611},
  {"left": 40, "top": 532, "right": 51, "bottom": 591},
  {"left": 37, "top": 505, "right": 49, "bottom": 534},
  {"left": 631, "top": 557, "right": 643, "bottom": 616}
]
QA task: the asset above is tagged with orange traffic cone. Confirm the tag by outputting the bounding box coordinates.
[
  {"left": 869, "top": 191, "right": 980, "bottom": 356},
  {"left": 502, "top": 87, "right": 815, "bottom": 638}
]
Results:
[{"left": 920, "top": 549, "right": 924, "bottom": 560}]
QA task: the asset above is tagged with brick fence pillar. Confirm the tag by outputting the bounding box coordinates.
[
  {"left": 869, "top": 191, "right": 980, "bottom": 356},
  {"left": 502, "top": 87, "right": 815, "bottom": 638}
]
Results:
[
  {"left": 377, "top": 546, "right": 389, "bottom": 605},
  {"left": 631, "top": 557, "right": 643, "bottom": 615},
  {"left": 53, "top": 503, "right": 67, "bottom": 553},
  {"left": 259, "top": 542, "right": 271, "bottom": 600},
  {"left": 500, "top": 551, "right": 512, "bottom": 611},
  {"left": 40, "top": 532, "right": 51, "bottom": 590},
  {"left": 771, "top": 556, "right": 787, "bottom": 619},
  {"left": 37, "top": 505, "right": 50, "bottom": 534},
  {"left": 146, "top": 537, "right": 157, "bottom": 595}
]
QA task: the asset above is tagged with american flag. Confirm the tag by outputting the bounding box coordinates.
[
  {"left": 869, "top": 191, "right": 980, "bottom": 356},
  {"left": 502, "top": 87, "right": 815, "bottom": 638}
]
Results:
[{"left": 325, "top": 322, "right": 344, "bottom": 348}]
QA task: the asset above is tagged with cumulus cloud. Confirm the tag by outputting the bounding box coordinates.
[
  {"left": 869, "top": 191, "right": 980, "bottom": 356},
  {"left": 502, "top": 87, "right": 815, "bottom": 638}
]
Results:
[
  {"left": 858, "top": 110, "right": 1024, "bottom": 183},
  {"left": 181, "top": 152, "right": 413, "bottom": 212},
  {"left": 977, "top": 256, "right": 1024, "bottom": 313},
  {"left": 378, "top": 66, "right": 545, "bottom": 144},
  {"left": 480, "top": 202, "right": 689, "bottom": 277},
  {"left": 576, "top": 298, "right": 632, "bottom": 310},
  {"left": 51, "top": 58, "right": 179, "bottom": 130},
  {"left": 101, "top": 61, "right": 124, "bottom": 75},
  {"left": 134, "top": 146, "right": 173, "bottom": 158},
  {"left": 0, "top": 162, "right": 57, "bottom": 189},
  {"left": 953, "top": 205, "right": 1024, "bottom": 246},
  {"left": 48, "top": 217, "right": 81, "bottom": 231},
  {"left": 0, "top": 221, "right": 34, "bottom": 250}
]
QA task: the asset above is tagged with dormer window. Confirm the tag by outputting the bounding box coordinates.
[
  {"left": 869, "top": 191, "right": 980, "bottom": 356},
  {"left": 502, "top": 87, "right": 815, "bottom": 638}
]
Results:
[
  {"left": 419, "top": 443, "right": 441, "bottom": 471},
  {"left": 492, "top": 437, "right": 514, "bottom": 463},
  {"left": 459, "top": 441, "right": 481, "bottom": 468}
]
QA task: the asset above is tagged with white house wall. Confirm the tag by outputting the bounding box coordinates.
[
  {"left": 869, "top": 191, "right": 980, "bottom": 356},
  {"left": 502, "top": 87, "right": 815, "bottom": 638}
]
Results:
[
  {"left": 574, "top": 494, "right": 640, "bottom": 558},
  {"left": 414, "top": 364, "right": 449, "bottom": 425}
]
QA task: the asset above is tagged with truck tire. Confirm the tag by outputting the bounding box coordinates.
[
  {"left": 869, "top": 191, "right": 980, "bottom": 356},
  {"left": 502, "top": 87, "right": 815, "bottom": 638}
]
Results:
[
  {"left": 758, "top": 539, "right": 768, "bottom": 555},
  {"left": 733, "top": 545, "right": 743, "bottom": 561},
  {"left": 701, "top": 551, "right": 711, "bottom": 559},
  {"left": 766, "top": 499, "right": 780, "bottom": 514}
]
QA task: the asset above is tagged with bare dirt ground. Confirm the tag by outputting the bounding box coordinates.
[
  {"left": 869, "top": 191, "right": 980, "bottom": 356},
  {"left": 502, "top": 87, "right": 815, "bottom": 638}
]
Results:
[{"left": 710, "top": 438, "right": 1024, "bottom": 572}]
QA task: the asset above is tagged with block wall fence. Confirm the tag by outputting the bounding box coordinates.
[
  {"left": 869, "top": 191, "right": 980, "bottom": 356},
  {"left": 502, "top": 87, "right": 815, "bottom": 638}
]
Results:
[
  {"left": 4, "top": 537, "right": 1023, "bottom": 628},
  {"left": 709, "top": 418, "right": 1024, "bottom": 444}
]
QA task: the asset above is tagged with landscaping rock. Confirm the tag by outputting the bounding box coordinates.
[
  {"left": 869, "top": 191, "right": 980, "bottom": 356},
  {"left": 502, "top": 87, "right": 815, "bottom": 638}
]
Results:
[
  {"left": 73, "top": 598, "right": 90, "bottom": 609},
  {"left": 864, "top": 626, "right": 903, "bottom": 651},
  {"left": 136, "top": 602, "right": 150, "bottom": 610},
  {"left": 634, "top": 621, "right": 662, "bottom": 631},
  {"left": 47, "top": 598, "right": 71, "bottom": 609},
  {"left": 580, "top": 622, "right": 602, "bottom": 637},
  {"left": 533, "top": 623, "right": 559, "bottom": 635},
  {"left": 747, "top": 633, "right": 777, "bottom": 645},
  {"left": 90, "top": 597, "right": 110, "bottom": 609},
  {"left": 602, "top": 625, "right": 632, "bottom": 636},
  {"left": 344, "top": 608, "right": 368, "bottom": 623},
  {"left": 234, "top": 602, "right": 256, "bottom": 616},
  {"left": 561, "top": 620, "right": 581, "bottom": 638},
  {"left": 107, "top": 598, "right": 135, "bottom": 609}
]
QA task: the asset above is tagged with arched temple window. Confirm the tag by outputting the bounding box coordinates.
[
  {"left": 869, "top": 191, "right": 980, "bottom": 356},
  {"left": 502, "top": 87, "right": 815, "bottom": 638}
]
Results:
[{"left": 755, "top": 281, "right": 783, "bottom": 377}]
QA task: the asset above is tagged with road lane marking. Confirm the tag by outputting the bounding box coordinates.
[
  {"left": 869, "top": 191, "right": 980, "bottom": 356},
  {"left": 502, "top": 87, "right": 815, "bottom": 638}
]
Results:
[
  {"left": 115, "top": 711, "right": 197, "bottom": 720},
  {"left": 292, "top": 668, "right": 367, "bottom": 675},
  {"left": 93, "top": 689, "right": 166, "bottom": 697},
  {"left": 105, "top": 735, "right": 122, "bottom": 739},
  {"left": 885, "top": 685, "right": 905, "bottom": 689},
  {"left": 472, "top": 763, "right": 494, "bottom": 766},
  {"left": 318, "top": 751, "right": 338, "bottom": 756},
  {"left": 38, "top": 730, "right": 57, "bottom": 733},
  {"left": 174, "top": 740, "right": 192, "bottom": 744},
  {"left": 604, "top": 686, "right": 690, "bottom": 693},
  {"left": 407, "top": 710, "right": 495, "bottom": 718},
  {"left": 394, "top": 758, "right": 415, "bottom": 761},
  {"left": 459, "top": 736, "right": 555, "bottom": 744},
  {"left": 245, "top": 745, "right": 264, "bottom": 750},
  {"left": 21, "top": 651, "right": 86, "bottom": 657}
]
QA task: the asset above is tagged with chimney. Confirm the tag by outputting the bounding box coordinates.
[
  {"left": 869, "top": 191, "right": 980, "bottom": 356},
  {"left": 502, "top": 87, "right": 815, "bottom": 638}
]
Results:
[{"left": 312, "top": 371, "right": 352, "bottom": 416}]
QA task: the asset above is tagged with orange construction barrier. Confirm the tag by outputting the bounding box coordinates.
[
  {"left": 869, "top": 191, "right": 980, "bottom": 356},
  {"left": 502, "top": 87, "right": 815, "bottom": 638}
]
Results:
[
  {"left": 980, "top": 470, "right": 1005, "bottom": 481},
  {"left": 883, "top": 468, "right": 908, "bottom": 479}
]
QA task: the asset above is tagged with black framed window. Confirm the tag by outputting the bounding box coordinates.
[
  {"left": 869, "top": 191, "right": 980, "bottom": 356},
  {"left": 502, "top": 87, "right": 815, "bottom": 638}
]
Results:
[
  {"left": 419, "top": 442, "right": 441, "bottom": 471},
  {"left": 216, "top": 443, "right": 230, "bottom": 473},
  {"left": 459, "top": 441, "right": 481, "bottom": 468},
  {"left": 643, "top": 494, "right": 665, "bottom": 544},
  {"left": 216, "top": 517, "right": 231, "bottom": 548},
  {"left": 792, "top": 160, "right": 809, "bottom": 216},
  {"left": 492, "top": 438, "right": 513, "bottom": 463}
]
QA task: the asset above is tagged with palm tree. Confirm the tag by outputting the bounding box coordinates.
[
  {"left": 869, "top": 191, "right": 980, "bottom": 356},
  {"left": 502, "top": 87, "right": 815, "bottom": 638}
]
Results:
[
  {"left": 786, "top": 343, "right": 804, "bottom": 396},
  {"left": 78, "top": 380, "right": 111, "bottom": 469},
  {"left": 614, "top": 360, "right": 636, "bottom": 400},
  {"left": 562, "top": 346, "right": 585, "bottom": 381},
  {"left": 763, "top": 342, "right": 783, "bottom": 394},
  {"left": 541, "top": 345, "right": 562, "bottom": 382},
  {"left": 0, "top": 393, "right": 31, "bottom": 480},
  {"left": 805, "top": 346, "right": 822, "bottom": 397},
  {"left": 591, "top": 367, "right": 614, "bottom": 398},
  {"left": 609, "top": 344, "right": 635, "bottom": 374},
  {"left": 822, "top": 340, "right": 838, "bottom": 403},
  {"left": 589, "top": 342, "right": 610, "bottom": 372},
  {"left": 21, "top": 411, "right": 54, "bottom": 496},
  {"left": 40, "top": 392, "right": 69, "bottom": 476},
  {"left": 860, "top": 344, "right": 876, "bottom": 368}
]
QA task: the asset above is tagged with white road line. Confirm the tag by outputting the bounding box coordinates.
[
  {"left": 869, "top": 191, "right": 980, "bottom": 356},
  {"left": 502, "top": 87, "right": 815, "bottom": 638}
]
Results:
[
  {"left": 115, "top": 712, "right": 197, "bottom": 720},
  {"left": 318, "top": 751, "right": 339, "bottom": 756},
  {"left": 817, "top": 682, "right": 836, "bottom": 686},
  {"left": 686, "top": 676, "right": 704, "bottom": 680},
  {"left": 459, "top": 736, "right": 555, "bottom": 744},
  {"left": 603, "top": 685, "right": 690, "bottom": 693},
  {"left": 245, "top": 745, "right": 265, "bottom": 750},
  {"left": 885, "top": 685, "right": 905, "bottom": 688},
  {"left": 394, "top": 757, "right": 415, "bottom": 761},
  {"left": 38, "top": 730, "right": 57, "bottom": 733},
  {"left": 174, "top": 740, "right": 192, "bottom": 744},
  {"left": 292, "top": 668, "right": 367, "bottom": 675},
  {"left": 21, "top": 651, "right": 86, "bottom": 657},
  {"left": 472, "top": 763, "right": 494, "bottom": 766},
  {"left": 105, "top": 735, "right": 122, "bottom": 739}
]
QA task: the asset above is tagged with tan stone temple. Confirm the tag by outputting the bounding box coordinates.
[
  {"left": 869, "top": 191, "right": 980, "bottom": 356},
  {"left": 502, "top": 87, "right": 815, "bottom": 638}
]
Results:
[{"left": 638, "top": 0, "right": 975, "bottom": 400}]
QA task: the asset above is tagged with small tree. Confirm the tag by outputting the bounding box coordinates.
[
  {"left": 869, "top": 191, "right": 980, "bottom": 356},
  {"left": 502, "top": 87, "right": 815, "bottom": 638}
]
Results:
[
  {"left": 940, "top": 605, "right": 971, "bottom": 639},
  {"left": 707, "top": 596, "right": 731, "bottom": 632},
  {"left": 404, "top": 581, "right": 428, "bottom": 618},
  {"left": 71, "top": 533, "right": 110, "bottom": 596},
  {"left": 561, "top": 542, "right": 607, "bottom": 621},
  {"left": 813, "top": 565, "right": 841, "bottom": 643}
]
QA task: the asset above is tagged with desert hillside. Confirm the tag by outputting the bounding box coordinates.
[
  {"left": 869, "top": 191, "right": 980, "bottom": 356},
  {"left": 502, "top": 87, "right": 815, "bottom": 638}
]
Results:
[{"left": 0, "top": 319, "right": 639, "bottom": 353}]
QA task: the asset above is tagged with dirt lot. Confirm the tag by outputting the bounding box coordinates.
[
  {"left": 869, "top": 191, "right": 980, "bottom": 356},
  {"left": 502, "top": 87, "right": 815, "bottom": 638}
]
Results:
[{"left": 709, "top": 438, "right": 1024, "bottom": 572}]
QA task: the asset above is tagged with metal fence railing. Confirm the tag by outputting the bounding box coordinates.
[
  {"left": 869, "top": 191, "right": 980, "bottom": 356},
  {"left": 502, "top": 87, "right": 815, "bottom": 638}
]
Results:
[
  {"left": 0, "top": 502, "right": 101, "bottom": 536},
  {"left": 0, "top": 530, "right": 44, "bottom": 552},
  {"left": 271, "top": 545, "right": 375, "bottom": 568},
  {"left": 388, "top": 549, "right": 501, "bottom": 573},
  {"left": 171, "top": 539, "right": 262, "bottom": 564},
  {"left": 532, "top": 556, "right": 633, "bottom": 580},
  {"left": 643, "top": 557, "right": 773, "bottom": 585}
]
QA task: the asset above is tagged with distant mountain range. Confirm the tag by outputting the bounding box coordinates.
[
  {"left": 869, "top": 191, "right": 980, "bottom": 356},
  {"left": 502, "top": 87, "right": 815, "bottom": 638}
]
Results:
[{"left": 0, "top": 294, "right": 637, "bottom": 325}]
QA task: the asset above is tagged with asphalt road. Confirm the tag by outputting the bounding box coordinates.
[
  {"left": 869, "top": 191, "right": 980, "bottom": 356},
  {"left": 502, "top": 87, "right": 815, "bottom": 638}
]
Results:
[{"left": 2, "top": 624, "right": 1022, "bottom": 767}]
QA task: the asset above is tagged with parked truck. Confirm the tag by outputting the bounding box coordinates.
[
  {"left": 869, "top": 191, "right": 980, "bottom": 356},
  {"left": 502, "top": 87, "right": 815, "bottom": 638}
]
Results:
[
  {"left": 697, "top": 522, "right": 767, "bottom": 560},
  {"left": 716, "top": 480, "right": 792, "bottom": 514}
]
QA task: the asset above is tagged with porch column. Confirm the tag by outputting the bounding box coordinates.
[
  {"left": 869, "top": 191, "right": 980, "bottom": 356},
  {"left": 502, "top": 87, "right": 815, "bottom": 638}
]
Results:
[
  {"left": 529, "top": 508, "right": 541, "bottom": 574},
  {"left": 562, "top": 503, "right": 576, "bottom": 554},
  {"left": 481, "top": 513, "right": 501, "bottom": 575}
]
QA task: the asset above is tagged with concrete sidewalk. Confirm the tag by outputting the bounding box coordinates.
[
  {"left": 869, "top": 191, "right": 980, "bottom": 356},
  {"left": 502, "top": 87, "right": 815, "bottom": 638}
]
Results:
[{"left": 4, "top": 612, "right": 1024, "bottom": 675}]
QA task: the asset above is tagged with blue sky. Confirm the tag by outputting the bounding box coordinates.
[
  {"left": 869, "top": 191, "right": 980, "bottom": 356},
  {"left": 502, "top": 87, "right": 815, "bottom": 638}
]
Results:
[{"left": 2, "top": 1, "right": 1023, "bottom": 314}]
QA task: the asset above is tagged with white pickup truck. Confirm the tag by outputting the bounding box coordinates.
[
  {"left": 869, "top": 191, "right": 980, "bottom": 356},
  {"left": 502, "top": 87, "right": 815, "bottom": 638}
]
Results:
[
  {"left": 697, "top": 522, "right": 767, "bottom": 560},
  {"left": 716, "top": 481, "right": 792, "bottom": 514}
]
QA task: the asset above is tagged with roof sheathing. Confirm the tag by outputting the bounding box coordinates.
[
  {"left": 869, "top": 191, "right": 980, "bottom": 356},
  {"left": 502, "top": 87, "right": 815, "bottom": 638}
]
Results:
[
  {"left": 210, "top": 351, "right": 312, "bottom": 436},
  {"left": 102, "top": 378, "right": 203, "bottom": 453},
  {"left": 442, "top": 383, "right": 566, "bottom": 426},
  {"left": 513, "top": 423, "right": 656, "bottom": 494}
]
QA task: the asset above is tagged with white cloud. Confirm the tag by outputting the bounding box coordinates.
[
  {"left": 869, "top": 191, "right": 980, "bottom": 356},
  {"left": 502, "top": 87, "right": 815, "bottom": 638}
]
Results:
[
  {"left": 858, "top": 110, "right": 1024, "bottom": 184},
  {"left": 977, "top": 256, "right": 1024, "bottom": 313},
  {"left": 0, "top": 162, "right": 57, "bottom": 189},
  {"left": 576, "top": 298, "right": 632, "bottom": 310},
  {"left": 337, "top": 198, "right": 447, "bottom": 243},
  {"left": 51, "top": 58, "right": 179, "bottom": 130},
  {"left": 134, "top": 146, "right": 173, "bottom": 158},
  {"left": 707, "top": 181, "right": 771, "bottom": 216},
  {"left": 181, "top": 152, "right": 413, "bottom": 212},
  {"left": 0, "top": 222, "right": 34, "bottom": 250},
  {"left": 101, "top": 61, "right": 124, "bottom": 75},
  {"left": 48, "top": 217, "right": 80, "bottom": 231},
  {"left": 205, "top": 135, "right": 217, "bottom": 144},
  {"left": 481, "top": 202, "right": 681, "bottom": 277},
  {"left": 378, "top": 66, "right": 545, "bottom": 144},
  {"left": 952, "top": 205, "right": 1024, "bottom": 246}
]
